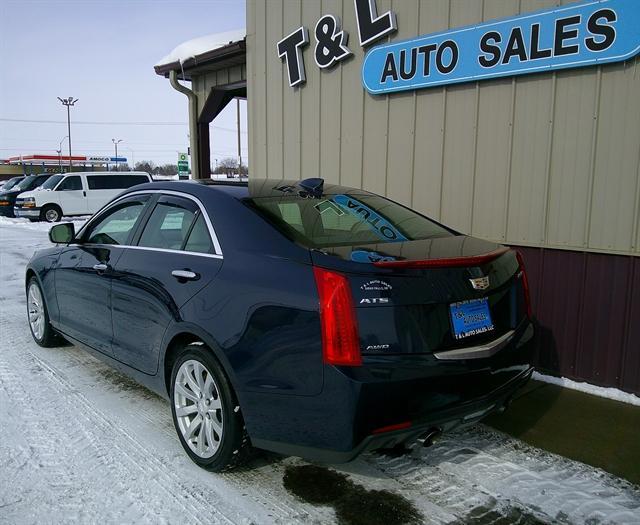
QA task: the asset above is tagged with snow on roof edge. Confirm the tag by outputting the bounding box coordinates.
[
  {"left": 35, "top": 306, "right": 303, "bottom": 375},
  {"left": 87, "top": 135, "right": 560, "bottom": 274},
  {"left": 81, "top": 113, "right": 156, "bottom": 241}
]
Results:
[{"left": 155, "top": 29, "right": 246, "bottom": 68}]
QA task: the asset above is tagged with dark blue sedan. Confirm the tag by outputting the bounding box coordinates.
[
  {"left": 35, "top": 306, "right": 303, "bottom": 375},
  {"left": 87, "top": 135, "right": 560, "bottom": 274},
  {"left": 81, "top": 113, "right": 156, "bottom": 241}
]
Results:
[{"left": 26, "top": 178, "right": 534, "bottom": 471}]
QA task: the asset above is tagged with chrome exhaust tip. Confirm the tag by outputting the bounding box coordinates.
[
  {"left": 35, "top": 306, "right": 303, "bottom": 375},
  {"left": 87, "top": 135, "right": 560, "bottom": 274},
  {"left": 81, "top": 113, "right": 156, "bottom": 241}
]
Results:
[{"left": 422, "top": 427, "right": 443, "bottom": 448}]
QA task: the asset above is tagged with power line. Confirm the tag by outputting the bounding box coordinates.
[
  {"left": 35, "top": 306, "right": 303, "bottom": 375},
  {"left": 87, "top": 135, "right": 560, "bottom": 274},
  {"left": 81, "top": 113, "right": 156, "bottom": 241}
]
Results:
[{"left": 0, "top": 117, "right": 248, "bottom": 133}]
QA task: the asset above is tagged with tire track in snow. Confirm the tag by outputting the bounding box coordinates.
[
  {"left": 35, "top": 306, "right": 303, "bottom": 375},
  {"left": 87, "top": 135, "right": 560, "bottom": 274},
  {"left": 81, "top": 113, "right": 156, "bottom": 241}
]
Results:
[
  {"left": 364, "top": 429, "right": 640, "bottom": 524},
  {"left": 1, "top": 309, "right": 334, "bottom": 524}
]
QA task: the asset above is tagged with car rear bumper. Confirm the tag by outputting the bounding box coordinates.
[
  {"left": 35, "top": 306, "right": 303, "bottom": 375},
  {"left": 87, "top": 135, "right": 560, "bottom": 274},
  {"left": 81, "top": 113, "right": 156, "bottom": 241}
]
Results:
[
  {"left": 243, "top": 320, "right": 535, "bottom": 463},
  {"left": 14, "top": 207, "right": 40, "bottom": 218},
  {"left": 253, "top": 365, "right": 533, "bottom": 462}
]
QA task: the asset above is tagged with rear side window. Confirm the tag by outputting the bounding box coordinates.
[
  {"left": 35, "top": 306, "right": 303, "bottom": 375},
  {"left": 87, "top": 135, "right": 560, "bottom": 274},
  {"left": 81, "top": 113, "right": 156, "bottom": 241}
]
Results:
[
  {"left": 56, "top": 176, "right": 82, "bottom": 191},
  {"left": 183, "top": 214, "right": 214, "bottom": 254},
  {"left": 87, "top": 175, "right": 149, "bottom": 190},
  {"left": 248, "top": 193, "right": 453, "bottom": 248},
  {"left": 138, "top": 197, "right": 197, "bottom": 251}
]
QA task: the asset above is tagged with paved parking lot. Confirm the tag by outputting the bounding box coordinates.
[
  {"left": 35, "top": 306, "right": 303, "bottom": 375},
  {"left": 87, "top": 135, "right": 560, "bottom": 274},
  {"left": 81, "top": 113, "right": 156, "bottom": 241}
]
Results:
[{"left": 1, "top": 218, "right": 639, "bottom": 524}]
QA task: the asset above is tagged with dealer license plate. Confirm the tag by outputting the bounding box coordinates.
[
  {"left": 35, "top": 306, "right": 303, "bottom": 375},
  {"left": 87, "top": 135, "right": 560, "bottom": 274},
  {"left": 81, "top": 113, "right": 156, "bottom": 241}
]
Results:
[{"left": 449, "top": 298, "right": 494, "bottom": 340}]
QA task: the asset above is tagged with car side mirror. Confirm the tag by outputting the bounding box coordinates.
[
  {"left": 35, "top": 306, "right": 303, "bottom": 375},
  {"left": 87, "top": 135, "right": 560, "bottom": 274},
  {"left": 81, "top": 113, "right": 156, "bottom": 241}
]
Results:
[{"left": 49, "top": 223, "right": 75, "bottom": 244}]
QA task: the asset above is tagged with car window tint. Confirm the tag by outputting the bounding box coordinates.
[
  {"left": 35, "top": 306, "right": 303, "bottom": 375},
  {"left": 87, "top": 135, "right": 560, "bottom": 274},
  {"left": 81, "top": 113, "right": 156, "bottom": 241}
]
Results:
[
  {"left": 138, "top": 201, "right": 196, "bottom": 251},
  {"left": 183, "top": 214, "right": 214, "bottom": 254},
  {"left": 277, "top": 202, "right": 304, "bottom": 233},
  {"left": 249, "top": 193, "right": 453, "bottom": 248},
  {"left": 86, "top": 202, "right": 146, "bottom": 245},
  {"left": 56, "top": 176, "right": 82, "bottom": 191},
  {"left": 87, "top": 175, "right": 149, "bottom": 190}
]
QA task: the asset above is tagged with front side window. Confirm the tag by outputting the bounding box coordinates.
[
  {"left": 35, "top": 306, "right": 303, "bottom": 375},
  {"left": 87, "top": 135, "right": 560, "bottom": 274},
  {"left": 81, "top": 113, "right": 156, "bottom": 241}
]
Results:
[
  {"left": 56, "top": 176, "right": 82, "bottom": 191},
  {"left": 138, "top": 197, "right": 197, "bottom": 251},
  {"left": 83, "top": 198, "right": 148, "bottom": 245}
]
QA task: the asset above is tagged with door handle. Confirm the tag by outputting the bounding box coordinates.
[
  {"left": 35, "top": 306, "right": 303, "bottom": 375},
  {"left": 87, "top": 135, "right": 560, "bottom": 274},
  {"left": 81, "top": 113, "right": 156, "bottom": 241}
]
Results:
[
  {"left": 172, "top": 269, "right": 199, "bottom": 281},
  {"left": 93, "top": 263, "right": 108, "bottom": 272}
]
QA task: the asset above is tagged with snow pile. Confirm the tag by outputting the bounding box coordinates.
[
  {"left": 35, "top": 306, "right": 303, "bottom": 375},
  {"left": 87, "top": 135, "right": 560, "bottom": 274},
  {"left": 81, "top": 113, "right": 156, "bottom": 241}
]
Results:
[
  {"left": 0, "top": 216, "right": 88, "bottom": 233},
  {"left": 156, "top": 29, "right": 245, "bottom": 67},
  {"left": 533, "top": 372, "right": 640, "bottom": 407}
]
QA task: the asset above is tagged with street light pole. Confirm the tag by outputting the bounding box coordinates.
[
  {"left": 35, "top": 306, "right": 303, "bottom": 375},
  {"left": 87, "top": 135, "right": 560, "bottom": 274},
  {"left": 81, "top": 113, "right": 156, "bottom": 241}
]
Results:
[
  {"left": 57, "top": 136, "right": 68, "bottom": 173},
  {"left": 112, "top": 139, "right": 123, "bottom": 170},
  {"left": 57, "top": 97, "right": 78, "bottom": 170}
]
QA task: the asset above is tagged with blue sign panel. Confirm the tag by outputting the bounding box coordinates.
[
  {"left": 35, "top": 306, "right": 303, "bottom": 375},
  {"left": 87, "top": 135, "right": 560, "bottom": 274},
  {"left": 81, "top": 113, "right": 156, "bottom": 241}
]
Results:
[{"left": 362, "top": 0, "right": 640, "bottom": 95}]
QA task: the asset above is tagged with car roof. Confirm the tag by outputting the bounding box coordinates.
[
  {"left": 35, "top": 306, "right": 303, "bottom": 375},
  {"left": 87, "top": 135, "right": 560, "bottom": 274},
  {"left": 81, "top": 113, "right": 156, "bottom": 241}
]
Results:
[{"left": 128, "top": 178, "right": 372, "bottom": 201}]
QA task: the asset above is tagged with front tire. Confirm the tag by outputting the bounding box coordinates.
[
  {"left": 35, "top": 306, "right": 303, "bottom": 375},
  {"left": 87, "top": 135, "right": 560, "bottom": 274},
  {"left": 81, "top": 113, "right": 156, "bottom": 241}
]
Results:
[
  {"left": 40, "top": 204, "right": 62, "bottom": 223},
  {"left": 26, "top": 277, "right": 57, "bottom": 347},
  {"left": 170, "top": 344, "right": 251, "bottom": 471}
]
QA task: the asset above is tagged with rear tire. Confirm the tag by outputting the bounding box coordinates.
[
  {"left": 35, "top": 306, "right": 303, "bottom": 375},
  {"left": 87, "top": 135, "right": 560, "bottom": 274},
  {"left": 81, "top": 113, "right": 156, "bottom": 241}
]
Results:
[
  {"left": 40, "top": 204, "right": 62, "bottom": 223},
  {"left": 26, "top": 277, "right": 57, "bottom": 347},
  {"left": 170, "top": 344, "right": 252, "bottom": 472}
]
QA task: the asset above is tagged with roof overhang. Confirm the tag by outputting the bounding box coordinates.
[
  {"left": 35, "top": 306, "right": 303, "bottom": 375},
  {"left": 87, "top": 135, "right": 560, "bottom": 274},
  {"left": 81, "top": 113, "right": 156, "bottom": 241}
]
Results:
[{"left": 154, "top": 36, "right": 246, "bottom": 80}]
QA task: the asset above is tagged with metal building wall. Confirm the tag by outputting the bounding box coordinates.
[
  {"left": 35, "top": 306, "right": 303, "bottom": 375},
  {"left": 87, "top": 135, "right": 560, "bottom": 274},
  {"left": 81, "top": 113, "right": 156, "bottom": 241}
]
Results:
[
  {"left": 247, "top": 0, "right": 640, "bottom": 256},
  {"left": 247, "top": 0, "right": 640, "bottom": 393},
  {"left": 191, "top": 64, "right": 246, "bottom": 108}
]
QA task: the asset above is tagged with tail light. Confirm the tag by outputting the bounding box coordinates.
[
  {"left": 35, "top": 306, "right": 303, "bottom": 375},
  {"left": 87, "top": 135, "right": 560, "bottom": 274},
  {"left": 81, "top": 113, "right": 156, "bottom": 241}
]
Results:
[
  {"left": 313, "top": 267, "right": 362, "bottom": 366},
  {"left": 515, "top": 250, "right": 532, "bottom": 318}
]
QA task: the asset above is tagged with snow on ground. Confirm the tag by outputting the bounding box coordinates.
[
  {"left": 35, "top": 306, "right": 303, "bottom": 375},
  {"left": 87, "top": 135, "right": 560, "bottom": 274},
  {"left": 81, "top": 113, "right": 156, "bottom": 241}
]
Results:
[
  {"left": 533, "top": 372, "right": 640, "bottom": 407},
  {"left": 1, "top": 222, "right": 639, "bottom": 525},
  {"left": 0, "top": 215, "right": 89, "bottom": 233}
]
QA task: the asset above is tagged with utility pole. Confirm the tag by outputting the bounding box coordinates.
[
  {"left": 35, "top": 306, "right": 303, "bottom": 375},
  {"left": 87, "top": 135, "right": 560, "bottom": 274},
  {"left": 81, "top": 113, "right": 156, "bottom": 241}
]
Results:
[
  {"left": 112, "top": 139, "right": 123, "bottom": 170},
  {"left": 236, "top": 98, "right": 242, "bottom": 176},
  {"left": 57, "top": 97, "right": 78, "bottom": 170}
]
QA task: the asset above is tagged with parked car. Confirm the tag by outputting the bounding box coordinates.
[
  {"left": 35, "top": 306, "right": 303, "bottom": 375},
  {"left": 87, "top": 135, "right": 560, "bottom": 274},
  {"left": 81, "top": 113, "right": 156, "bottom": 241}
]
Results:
[
  {"left": 0, "top": 174, "right": 54, "bottom": 217},
  {"left": 14, "top": 171, "right": 152, "bottom": 222},
  {"left": 26, "top": 178, "right": 534, "bottom": 471},
  {"left": 0, "top": 176, "right": 25, "bottom": 192}
]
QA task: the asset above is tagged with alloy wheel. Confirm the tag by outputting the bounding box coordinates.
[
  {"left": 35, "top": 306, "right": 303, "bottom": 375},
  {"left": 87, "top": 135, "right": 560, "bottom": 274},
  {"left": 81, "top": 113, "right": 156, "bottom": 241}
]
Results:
[
  {"left": 173, "top": 359, "right": 224, "bottom": 458},
  {"left": 28, "top": 283, "right": 45, "bottom": 341}
]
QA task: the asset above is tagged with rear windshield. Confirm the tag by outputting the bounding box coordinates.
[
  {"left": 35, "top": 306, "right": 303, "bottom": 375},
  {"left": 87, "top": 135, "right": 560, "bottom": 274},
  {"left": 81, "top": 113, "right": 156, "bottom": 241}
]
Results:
[{"left": 247, "top": 193, "right": 453, "bottom": 248}]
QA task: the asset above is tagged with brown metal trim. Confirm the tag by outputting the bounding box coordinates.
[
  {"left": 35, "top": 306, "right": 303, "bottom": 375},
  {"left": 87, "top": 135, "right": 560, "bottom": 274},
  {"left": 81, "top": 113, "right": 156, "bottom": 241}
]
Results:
[{"left": 512, "top": 244, "right": 640, "bottom": 396}]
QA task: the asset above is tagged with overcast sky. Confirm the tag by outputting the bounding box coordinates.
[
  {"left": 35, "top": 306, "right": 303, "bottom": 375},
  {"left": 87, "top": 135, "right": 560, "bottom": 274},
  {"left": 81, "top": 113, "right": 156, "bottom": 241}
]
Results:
[{"left": 0, "top": 0, "right": 247, "bottom": 168}]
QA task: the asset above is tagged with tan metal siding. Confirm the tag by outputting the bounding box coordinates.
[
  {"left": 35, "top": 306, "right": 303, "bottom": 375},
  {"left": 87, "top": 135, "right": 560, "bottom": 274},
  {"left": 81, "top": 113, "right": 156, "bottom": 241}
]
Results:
[
  {"left": 299, "top": 1, "right": 322, "bottom": 181},
  {"left": 247, "top": 0, "right": 640, "bottom": 256},
  {"left": 506, "top": 75, "right": 554, "bottom": 245},
  {"left": 338, "top": 0, "right": 365, "bottom": 189},
  {"left": 384, "top": 0, "right": 419, "bottom": 207},
  {"left": 266, "top": 0, "right": 284, "bottom": 178},
  {"left": 588, "top": 61, "right": 640, "bottom": 252},
  {"left": 411, "top": 1, "right": 450, "bottom": 219}
]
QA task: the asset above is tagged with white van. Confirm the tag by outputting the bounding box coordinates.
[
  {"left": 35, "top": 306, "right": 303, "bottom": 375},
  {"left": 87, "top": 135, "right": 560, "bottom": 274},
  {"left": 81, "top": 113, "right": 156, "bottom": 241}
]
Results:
[{"left": 14, "top": 171, "right": 152, "bottom": 222}]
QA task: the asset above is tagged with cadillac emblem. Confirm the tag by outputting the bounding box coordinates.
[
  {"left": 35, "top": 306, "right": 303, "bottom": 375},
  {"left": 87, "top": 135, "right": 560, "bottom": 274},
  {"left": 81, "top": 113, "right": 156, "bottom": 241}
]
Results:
[{"left": 469, "top": 276, "right": 490, "bottom": 291}]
